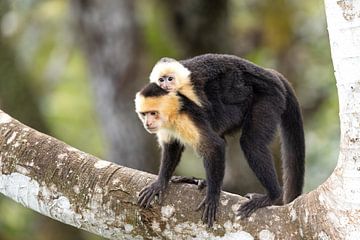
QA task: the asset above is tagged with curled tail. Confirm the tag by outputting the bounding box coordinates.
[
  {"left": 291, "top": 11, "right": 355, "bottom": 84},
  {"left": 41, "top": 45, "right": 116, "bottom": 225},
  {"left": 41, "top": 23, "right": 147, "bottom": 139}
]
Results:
[{"left": 278, "top": 74, "right": 305, "bottom": 203}]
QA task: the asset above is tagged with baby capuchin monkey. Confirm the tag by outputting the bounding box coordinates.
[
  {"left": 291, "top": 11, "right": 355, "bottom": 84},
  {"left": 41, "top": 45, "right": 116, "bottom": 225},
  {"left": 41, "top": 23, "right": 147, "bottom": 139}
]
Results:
[
  {"left": 149, "top": 57, "right": 206, "bottom": 107},
  {"left": 137, "top": 53, "right": 305, "bottom": 227}
]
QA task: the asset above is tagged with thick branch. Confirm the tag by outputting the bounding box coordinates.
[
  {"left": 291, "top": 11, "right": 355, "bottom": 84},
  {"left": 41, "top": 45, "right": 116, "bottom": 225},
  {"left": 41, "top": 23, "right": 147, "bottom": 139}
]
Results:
[{"left": 0, "top": 109, "right": 330, "bottom": 239}]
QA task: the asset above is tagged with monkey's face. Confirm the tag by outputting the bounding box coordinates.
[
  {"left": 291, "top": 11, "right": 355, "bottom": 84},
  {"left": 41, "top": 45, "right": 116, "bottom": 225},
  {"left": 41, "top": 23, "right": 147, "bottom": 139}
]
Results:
[
  {"left": 149, "top": 59, "right": 191, "bottom": 92},
  {"left": 158, "top": 75, "right": 176, "bottom": 91},
  {"left": 138, "top": 111, "right": 164, "bottom": 134},
  {"left": 135, "top": 87, "right": 180, "bottom": 134}
]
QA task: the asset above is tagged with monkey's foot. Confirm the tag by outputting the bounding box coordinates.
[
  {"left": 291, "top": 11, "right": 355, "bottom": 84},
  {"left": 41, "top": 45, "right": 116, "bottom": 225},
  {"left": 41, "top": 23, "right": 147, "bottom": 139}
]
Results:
[
  {"left": 237, "top": 193, "right": 277, "bottom": 218},
  {"left": 244, "top": 192, "right": 266, "bottom": 200},
  {"left": 196, "top": 194, "right": 219, "bottom": 227},
  {"left": 137, "top": 180, "right": 167, "bottom": 208},
  {"left": 171, "top": 176, "right": 207, "bottom": 190}
]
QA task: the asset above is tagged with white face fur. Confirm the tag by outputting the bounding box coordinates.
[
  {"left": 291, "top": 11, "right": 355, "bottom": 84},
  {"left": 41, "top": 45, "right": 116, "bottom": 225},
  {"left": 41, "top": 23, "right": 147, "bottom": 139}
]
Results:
[
  {"left": 149, "top": 60, "right": 191, "bottom": 92},
  {"left": 138, "top": 111, "right": 163, "bottom": 134}
]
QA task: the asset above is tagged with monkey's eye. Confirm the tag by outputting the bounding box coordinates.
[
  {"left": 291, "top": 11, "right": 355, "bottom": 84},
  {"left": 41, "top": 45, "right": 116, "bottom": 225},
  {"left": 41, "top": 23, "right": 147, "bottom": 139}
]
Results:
[
  {"left": 140, "top": 112, "right": 145, "bottom": 117},
  {"left": 168, "top": 76, "right": 174, "bottom": 81},
  {"left": 159, "top": 77, "right": 164, "bottom": 82},
  {"left": 150, "top": 111, "right": 158, "bottom": 116}
]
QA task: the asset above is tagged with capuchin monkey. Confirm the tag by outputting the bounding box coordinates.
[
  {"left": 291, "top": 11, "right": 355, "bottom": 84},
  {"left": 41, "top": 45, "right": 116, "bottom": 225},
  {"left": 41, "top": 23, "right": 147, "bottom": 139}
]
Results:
[{"left": 136, "top": 53, "right": 305, "bottom": 227}]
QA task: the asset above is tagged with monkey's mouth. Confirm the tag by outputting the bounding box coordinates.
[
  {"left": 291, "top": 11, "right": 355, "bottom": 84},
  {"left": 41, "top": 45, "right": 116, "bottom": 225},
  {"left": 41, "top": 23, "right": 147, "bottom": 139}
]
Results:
[
  {"left": 146, "top": 127, "right": 158, "bottom": 133},
  {"left": 164, "top": 86, "right": 174, "bottom": 91}
]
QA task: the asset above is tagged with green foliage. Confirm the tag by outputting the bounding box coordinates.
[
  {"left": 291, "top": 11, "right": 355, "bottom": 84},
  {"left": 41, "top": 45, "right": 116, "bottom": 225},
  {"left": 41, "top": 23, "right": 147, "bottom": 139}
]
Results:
[
  {"left": 44, "top": 51, "right": 105, "bottom": 157},
  {"left": 137, "top": 1, "right": 181, "bottom": 61},
  {"left": 0, "top": 198, "right": 35, "bottom": 239},
  {"left": 1, "top": 0, "right": 105, "bottom": 157},
  {"left": 1, "top": 1, "right": 105, "bottom": 239}
]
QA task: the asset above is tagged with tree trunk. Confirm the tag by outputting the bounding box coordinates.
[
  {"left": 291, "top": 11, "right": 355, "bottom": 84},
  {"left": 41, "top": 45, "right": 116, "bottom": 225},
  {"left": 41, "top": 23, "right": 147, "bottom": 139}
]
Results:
[
  {"left": 317, "top": 0, "right": 360, "bottom": 237},
  {"left": 1, "top": 1, "right": 360, "bottom": 239},
  {"left": 161, "top": 0, "right": 230, "bottom": 56},
  {"left": 70, "top": 0, "right": 158, "bottom": 172}
]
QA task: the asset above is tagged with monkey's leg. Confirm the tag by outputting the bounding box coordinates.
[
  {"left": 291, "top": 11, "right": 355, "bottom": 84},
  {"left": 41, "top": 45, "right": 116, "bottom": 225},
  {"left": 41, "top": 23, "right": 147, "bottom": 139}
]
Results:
[
  {"left": 196, "top": 136, "right": 226, "bottom": 227},
  {"left": 138, "top": 140, "right": 184, "bottom": 208},
  {"left": 238, "top": 98, "right": 283, "bottom": 218}
]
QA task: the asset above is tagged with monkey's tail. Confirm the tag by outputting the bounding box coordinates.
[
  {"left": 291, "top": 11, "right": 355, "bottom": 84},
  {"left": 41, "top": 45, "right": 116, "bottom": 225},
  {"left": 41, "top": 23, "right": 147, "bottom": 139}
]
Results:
[{"left": 279, "top": 74, "right": 305, "bottom": 204}]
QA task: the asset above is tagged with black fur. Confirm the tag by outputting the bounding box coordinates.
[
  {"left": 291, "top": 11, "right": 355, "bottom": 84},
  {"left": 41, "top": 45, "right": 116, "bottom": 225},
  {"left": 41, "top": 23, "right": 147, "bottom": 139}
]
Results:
[
  {"left": 180, "top": 54, "right": 305, "bottom": 205},
  {"left": 138, "top": 54, "right": 305, "bottom": 227},
  {"left": 138, "top": 139, "right": 184, "bottom": 207},
  {"left": 139, "top": 82, "right": 168, "bottom": 97},
  {"left": 179, "top": 94, "right": 226, "bottom": 226}
]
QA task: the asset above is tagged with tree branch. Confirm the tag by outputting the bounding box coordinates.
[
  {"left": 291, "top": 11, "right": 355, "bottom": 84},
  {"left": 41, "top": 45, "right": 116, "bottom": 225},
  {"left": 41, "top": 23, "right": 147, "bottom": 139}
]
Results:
[{"left": 0, "top": 109, "right": 324, "bottom": 239}]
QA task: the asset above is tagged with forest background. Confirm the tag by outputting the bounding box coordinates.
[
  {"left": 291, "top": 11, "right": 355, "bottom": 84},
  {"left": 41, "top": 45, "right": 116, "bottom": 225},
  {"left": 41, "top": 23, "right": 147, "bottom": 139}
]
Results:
[{"left": 0, "top": 1, "right": 338, "bottom": 239}]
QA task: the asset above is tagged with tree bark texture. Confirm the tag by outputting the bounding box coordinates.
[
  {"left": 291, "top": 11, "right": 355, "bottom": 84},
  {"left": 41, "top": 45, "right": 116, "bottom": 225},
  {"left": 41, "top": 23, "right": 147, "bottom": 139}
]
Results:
[
  {"left": 319, "top": 0, "right": 360, "bottom": 238},
  {"left": 70, "top": 0, "right": 158, "bottom": 172}
]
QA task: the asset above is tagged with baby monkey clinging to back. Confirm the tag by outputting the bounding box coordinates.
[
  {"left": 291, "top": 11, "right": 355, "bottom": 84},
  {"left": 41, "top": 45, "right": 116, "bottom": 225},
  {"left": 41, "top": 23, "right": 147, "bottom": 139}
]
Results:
[
  {"left": 149, "top": 57, "right": 205, "bottom": 107},
  {"left": 137, "top": 53, "right": 305, "bottom": 227}
]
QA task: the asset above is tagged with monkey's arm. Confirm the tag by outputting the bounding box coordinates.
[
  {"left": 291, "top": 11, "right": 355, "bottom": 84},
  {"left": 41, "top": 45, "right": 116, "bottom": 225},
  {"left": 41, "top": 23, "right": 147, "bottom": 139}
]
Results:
[
  {"left": 138, "top": 140, "right": 184, "bottom": 208},
  {"left": 196, "top": 134, "right": 226, "bottom": 227}
]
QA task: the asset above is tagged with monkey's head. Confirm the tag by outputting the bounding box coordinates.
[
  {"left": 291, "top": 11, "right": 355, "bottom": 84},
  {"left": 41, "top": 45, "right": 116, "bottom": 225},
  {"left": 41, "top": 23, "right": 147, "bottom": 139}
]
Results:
[
  {"left": 149, "top": 57, "right": 191, "bottom": 92},
  {"left": 135, "top": 83, "right": 181, "bottom": 134}
]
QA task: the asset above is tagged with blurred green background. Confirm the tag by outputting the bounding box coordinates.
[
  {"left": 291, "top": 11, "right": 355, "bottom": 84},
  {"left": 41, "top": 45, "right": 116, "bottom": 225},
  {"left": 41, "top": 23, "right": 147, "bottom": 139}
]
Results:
[{"left": 0, "top": 0, "right": 338, "bottom": 239}]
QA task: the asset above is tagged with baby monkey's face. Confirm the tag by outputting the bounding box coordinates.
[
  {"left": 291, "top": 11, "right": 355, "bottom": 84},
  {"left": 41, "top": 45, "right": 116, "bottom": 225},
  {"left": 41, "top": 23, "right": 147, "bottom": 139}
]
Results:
[{"left": 158, "top": 74, "right": 176, "bottom": 92}]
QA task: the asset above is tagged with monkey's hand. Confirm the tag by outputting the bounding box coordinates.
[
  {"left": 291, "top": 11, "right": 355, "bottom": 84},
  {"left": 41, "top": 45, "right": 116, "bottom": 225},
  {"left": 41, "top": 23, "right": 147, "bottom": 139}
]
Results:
[
  {"left": 137, "top": 180, "right": 167, "bottom": 208},
  {"left": 196, "top": 193, "right": 219, "bottom": 227},
  {"left": 236, "top": 193, "right": 275, "bottom": 218}
]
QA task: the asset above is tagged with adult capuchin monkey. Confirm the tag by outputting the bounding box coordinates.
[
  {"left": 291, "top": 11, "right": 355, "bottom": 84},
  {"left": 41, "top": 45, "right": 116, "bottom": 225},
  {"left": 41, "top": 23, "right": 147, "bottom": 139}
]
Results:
[{"left": 135, "top": 53, "right": 305, "bottom": 227}]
